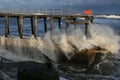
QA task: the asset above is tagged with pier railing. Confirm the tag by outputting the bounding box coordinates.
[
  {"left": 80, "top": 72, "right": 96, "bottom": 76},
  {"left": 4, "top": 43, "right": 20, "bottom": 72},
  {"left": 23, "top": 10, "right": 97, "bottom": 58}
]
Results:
[{"left": 0, "top": 8, "right": 81, "bottom": 15}]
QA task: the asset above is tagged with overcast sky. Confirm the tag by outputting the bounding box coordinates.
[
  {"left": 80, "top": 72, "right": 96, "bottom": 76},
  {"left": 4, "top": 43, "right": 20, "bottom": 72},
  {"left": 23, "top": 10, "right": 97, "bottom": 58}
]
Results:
[
  {"left": 0, "top": 0, "right": 119, "bottom": 14},
  {"left": 0, "top": 0, "right": 119, "bottom": 8}
]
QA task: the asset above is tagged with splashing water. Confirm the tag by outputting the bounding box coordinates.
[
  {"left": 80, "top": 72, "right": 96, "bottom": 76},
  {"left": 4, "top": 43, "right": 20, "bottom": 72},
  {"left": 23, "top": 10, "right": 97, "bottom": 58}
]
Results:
[
  {"left": 0, "top": 23, "right": 119, "bottom": 62},
  {"left": 0, "top": 23, "right": 120, "bottom": 80},
  {"left": 89, "top": 24, "right": 119, "bottom": 53}
]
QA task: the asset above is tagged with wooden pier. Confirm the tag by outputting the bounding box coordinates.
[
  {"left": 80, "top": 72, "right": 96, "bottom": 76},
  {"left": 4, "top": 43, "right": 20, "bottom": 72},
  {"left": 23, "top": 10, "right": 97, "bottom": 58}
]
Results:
[{"left": 0, "top": 9, "right": 94, "bottom": 38}]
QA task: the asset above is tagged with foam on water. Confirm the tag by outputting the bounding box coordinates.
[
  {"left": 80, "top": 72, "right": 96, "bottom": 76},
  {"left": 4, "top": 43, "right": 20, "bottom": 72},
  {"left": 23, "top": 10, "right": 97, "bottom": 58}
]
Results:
[
  {"left": 95, "top": 15, "right": 120, "bottom": 19},
  {"left": 0, "top": 48, "right": 33, "bottom": 62},
  {"left": 89, "top": 24, "right": 119, "bottom": 53},
  {"left": 0, "top": 36, "right": 44, "bottom": 62},
  {"left": 0, "top": 23, "right": 120, "bottom": 62}
]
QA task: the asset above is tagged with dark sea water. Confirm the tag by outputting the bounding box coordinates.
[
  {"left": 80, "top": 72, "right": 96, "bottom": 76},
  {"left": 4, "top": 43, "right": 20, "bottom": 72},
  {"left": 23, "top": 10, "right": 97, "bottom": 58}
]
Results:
[{"left": 0, "top": 13, "right": 120, "bottom": 80}]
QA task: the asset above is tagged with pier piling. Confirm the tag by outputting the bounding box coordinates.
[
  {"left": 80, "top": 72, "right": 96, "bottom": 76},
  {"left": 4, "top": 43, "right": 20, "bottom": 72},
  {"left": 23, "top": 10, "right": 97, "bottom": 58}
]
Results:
[
  {"left": 18, "top": 16, "right": 24, "bottom": 38},
  {"left": 50, "top": 16, "right": 53, "bottom": 31},
  {"left": 85, "top": 23, "right": 89, "bottom": 37},
  {"left": 44, "top": 17, "right": 47, "bottom": 33},
  {"left": 5, "top": 15, "right": 9, "bottom": 37},
  {"left": 33, "top": 16, "right": 38, "bottom": 38},
  {"left": 31, "top": 17, "right": 34, "bottom": 35},
  {"left": 66, "top": 22, "right": 69, "bottom": 33},
  {"left": 58, "top": 18, "right": 61, "bottom": 29}
]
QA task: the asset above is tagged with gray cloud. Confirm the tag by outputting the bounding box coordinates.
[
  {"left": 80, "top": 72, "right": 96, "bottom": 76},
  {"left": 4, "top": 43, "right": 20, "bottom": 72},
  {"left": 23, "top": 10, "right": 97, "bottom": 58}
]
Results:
[{"left": 0, "top": 0, "right": 119, "bottom": 9}]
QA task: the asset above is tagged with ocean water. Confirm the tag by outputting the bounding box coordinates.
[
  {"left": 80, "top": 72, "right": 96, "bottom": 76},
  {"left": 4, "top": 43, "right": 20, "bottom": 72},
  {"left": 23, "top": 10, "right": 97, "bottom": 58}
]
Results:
[
  {"left": 0, "top": 14, "right": 120, "bottom": 80},
  {"left": 57, "top": 15, "right": 120, "bottom": 80}
]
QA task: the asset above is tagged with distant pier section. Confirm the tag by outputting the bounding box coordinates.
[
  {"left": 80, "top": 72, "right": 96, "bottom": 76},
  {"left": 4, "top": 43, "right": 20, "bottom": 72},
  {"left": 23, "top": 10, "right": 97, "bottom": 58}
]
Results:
[{"left": 0, "top": 9, "right": 94, "bottom": 38}]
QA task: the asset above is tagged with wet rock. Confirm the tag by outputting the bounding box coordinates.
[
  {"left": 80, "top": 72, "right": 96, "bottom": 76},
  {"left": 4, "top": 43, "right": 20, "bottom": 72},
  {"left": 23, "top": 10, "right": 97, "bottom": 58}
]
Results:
[{"left": 17, "top": 62, "right": 59, "bottom": 80}]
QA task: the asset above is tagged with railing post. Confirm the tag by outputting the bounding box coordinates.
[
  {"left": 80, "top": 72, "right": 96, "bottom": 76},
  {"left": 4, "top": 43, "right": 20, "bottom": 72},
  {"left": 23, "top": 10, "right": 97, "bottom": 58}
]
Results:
[
  {"left": 46, "top": 9, "right": 48, "bottom": 15},
  {"left": 38, "top": 8, "right": 40, "bottom": 13},
  {"left": 60, "top": 9, "right": 62, "bottom": 15},
  {"left": 53, "top": 9, "right": 55, "bottom": 15},
  {"left": 67, "top": 9, "right": 70, "bottom": 15}
]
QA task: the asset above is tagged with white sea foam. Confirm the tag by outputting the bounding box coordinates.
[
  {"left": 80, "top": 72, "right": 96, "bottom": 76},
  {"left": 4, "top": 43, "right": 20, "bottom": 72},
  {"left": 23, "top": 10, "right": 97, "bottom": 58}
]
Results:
[
  {"left": 37, "top": 32, "right": 58, "bottom": 61},
  {"left": 89, "top": 24, "right": 119, "bottom": 53},
  {"left": 60, "top": 77, "right": 68, "bottom": 80},
  {"left": 0, "top": 23, "right": 119, "bottom": 62},
  {"left": 0, "top": 49, "right": 32, "bottom": 62},
  {"left": 95, "top": 15, "right": 120, "bottom": 19},
  {"left": 32, "top": 13, "right": 44, "bottom": 15}
]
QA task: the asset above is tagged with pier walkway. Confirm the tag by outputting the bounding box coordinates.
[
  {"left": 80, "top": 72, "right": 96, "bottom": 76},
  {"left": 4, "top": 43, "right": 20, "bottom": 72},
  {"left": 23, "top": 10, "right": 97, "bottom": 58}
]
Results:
[{"left": 0, "top": 9, "right": 93, "bottom": 38}]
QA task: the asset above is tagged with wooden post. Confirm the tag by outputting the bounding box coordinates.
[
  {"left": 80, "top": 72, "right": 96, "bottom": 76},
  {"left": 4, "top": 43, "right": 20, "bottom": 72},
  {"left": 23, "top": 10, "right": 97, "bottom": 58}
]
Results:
[
  {"left": 17, "top": 17, "right": 19, "bottom": 27},
  {"left": 60, "top": 9, "right": 62, "bottom": 15},
  {"left": 33, "top": 16, "right": 38, "bottom": 38},
  {"left": 58, "top": 18, "right": 61, "bottom": 29},
  {"left": 66, "top": 16, "right": 69, "bottom": 22},
  {"left": 85, "top": 16, "right": 89, "bottom": 37},
  {"left": 5, "top": 15, "right": 9, "bottom": 37},
  {"left": 73, "top": 18, "right": 76, "bottom": 29},
  {"left": 44, "top": 17, "right": 47, "bottom": 33},
  {"left": 50, "top": 16, "right": 53, "bottom": 31},
  {"left": 66, "top": 16, "right": 69, "bottom": 33},
  {"left": 66, "top": 22, "right": 69, "bottom": 33},
  {"left": 53, "top": 9, "right": 55, "bottom": 15},
  {"left": 90, "top": 16, "right": 94, "bottom": 23},
  {"left": 85, "top": 16, "right": 89, "bottom": 21},
  {"left": 30, "top": 17, "right": 34, "bottom": 35},
  {"left": 85, "top": 23, "right": 88, "bottom": 37},
  {"left": 18, "top": 16, "right": 24, "bottom": 38},
  {"left": 46, "top": 9, "right": 48, "bottom": 15},
  {"left": 73, "top": 18, "right": 76, "bottom": 22}
]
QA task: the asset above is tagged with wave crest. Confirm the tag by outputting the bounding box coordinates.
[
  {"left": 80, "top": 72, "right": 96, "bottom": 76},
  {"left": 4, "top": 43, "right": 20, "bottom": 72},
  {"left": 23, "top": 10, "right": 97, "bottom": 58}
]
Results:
[{"left": 95, "top": 15, "right": 120, "bottom": 19}]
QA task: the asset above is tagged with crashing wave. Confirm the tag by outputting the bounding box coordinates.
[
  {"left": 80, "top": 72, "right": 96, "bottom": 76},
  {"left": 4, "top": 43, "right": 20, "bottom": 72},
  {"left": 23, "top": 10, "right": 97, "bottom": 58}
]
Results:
[
  {"left": 95, "top": 15, "right": 120, "bottom": 19},
  {"left": 0, "top": 24, "right": 119, "bottom": 64}
]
